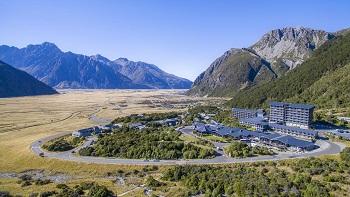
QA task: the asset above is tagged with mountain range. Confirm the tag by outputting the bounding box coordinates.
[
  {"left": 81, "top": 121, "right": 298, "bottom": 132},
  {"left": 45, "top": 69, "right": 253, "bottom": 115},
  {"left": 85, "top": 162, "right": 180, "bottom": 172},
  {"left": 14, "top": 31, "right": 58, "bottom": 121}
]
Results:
[
  {"left": 0, "top": 43, "right": 192, "bottom": 89},
  {"left": 187, "top": 27, "right": 336, "bottom": 97},
  {"left": 229, "top": 30, "right": 350, "bottom": 109},
  {"left": 0, "top": 60, "right": 57, "bottom": 98}
]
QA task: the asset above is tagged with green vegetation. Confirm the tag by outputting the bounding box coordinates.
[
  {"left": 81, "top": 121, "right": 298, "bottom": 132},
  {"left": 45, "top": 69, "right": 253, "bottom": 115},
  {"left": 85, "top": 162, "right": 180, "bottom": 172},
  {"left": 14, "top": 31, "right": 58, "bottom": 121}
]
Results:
[
  {"left": 213, "top": 109, "right": 241, "bottom": 127},
  {"left": 288, "top": 63, "right": 350, "bottom": 109},
  {"left": 188, "top": 105, "right": 220, "bottom": 115},
  {"left": 340, "top": 147, "right": 350, "bottom": 162},
  {"left": 225, "top": 141, "right": 274, "bottom": 158},
  {"left": 112, "top": 112, "right": 179, "bottom": 124},
  {"left": 230, "top": 33, "right": 350, "bottom": 109},
  {"left": 199, "top": 134, "right": 231, "bottom": 143},
  {"left": 3, "top": 177, "right": 114, "bottom": 197},
  {"left": 162, "top": 152, "right": 350, "bottom": 197},
  {"left": 145, "top": 176, "right": 165, "bottom": 189},
  {"left": 42, "top": 136, "right": 84, "bottom": 152},
  {"left": 79, "top": 126, "right": 215, "bottom": 159},
  {"left": 46, "top": 182, "right": 113, "bottom": 197},
  {"left": 314, "top": 110, "right": 350, "bottom": 128},
  {"left": 184, "top": 105, "right": 220, "bottom": 123},
  {"left": 16, "top": 174, "right": 51, "bottom": 188}
]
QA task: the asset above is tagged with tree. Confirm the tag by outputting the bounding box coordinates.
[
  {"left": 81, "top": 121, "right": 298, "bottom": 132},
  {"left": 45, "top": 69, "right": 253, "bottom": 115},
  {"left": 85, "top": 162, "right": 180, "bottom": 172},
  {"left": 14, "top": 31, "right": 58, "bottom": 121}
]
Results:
[
  {"left": 303, "top": 182, "right": 329, "bottom": 197},
  {"left": 234, "top": 180, "right": 245, "bottom": 197},
  {"left": 340, "top": 147, "right": 350, "bottom": 162},
  {"left": 145, "top": 176, "right": 164, "bottom": 189},
  {"left": 0, "top": 191, "right": 12, "bottom": 197},
  {"left": 87, "top": 184, "right": 114, "bottom": 197}
]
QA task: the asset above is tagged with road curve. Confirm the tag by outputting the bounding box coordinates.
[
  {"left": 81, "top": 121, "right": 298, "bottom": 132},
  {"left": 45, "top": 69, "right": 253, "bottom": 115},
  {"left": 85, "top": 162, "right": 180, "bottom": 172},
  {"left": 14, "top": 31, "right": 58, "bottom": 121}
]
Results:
[{"left": 31, "top": 131, "right": 346, "bottom": 166}]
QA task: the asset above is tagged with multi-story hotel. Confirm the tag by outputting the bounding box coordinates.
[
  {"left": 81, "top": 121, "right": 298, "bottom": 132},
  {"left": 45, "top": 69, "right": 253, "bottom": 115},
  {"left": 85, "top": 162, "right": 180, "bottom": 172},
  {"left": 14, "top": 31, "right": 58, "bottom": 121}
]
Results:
[
  {"left": 269, "top": 101, "right": 315, "bottom": 129},
  {"left": 232, "top": 108, "right": 264, "bottom": 119}
]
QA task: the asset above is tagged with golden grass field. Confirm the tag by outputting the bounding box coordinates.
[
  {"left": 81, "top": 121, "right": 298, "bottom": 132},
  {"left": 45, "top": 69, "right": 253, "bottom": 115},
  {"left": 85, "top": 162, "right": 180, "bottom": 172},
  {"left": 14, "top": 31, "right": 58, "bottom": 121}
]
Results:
[{"left": 0, "top": 89, "right": 225, "bottom": 196}]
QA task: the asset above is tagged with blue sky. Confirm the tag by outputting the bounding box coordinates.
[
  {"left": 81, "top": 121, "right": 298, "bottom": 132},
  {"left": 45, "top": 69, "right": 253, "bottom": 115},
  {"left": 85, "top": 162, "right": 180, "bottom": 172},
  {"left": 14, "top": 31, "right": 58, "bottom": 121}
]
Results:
[{"left": 1, "top": 0, "right": 349, "bottom": 80}]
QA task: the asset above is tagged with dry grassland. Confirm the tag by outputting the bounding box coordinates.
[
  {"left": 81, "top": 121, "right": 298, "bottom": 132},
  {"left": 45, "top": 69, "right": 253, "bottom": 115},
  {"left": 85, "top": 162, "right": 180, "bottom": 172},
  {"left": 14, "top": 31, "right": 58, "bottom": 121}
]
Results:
[
  {"left": 0, "top": 89, "right": 225, "bottom": 195},
  {"left": 0, "top": 89, "right": 225, "bottom": 174}
]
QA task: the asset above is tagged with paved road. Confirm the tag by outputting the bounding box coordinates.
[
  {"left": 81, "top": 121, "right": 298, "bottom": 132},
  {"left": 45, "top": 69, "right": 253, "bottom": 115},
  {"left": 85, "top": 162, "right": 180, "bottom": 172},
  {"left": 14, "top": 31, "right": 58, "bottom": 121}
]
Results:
[{"left": 31, "top": 127, "right": 346, "bottom": 165}]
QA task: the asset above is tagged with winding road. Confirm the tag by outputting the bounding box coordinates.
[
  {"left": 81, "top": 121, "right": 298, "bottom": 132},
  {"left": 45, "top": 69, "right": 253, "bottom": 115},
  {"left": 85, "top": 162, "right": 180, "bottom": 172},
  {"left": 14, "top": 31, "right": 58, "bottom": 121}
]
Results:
[{"left": 31, "top": 126, "right": 346, "bottom": 165}]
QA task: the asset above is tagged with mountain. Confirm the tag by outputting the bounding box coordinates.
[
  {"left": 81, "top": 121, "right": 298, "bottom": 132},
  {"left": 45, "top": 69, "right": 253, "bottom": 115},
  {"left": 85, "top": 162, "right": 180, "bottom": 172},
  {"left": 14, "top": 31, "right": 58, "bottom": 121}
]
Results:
[
  {"left": 187, "top": 48, "right": 277, "bottom": 96},
  {"left": 0, "top": 43, "right": 192, "bottom": 89},
  {"left": 188, "top": 27, "right": 335, "bottom": 97},
  {"left": 229, "top": 31, "right": 350, "bottom": 109},
  {"left": 112, "top": 58, "right": 192, "bottom": 89},
  {"left": 251, "top": 27, "right": 334, "bottom": 71},
  {"left": 0, "top": 61, "right": 58, "bottom": 98}
]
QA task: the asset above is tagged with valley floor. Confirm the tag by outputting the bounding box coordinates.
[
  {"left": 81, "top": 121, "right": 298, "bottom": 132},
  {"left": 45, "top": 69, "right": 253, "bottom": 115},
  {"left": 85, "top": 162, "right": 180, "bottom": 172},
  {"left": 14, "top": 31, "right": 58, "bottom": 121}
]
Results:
[{"left": 0, "top": 89, "right": 225, "bottom": 196}]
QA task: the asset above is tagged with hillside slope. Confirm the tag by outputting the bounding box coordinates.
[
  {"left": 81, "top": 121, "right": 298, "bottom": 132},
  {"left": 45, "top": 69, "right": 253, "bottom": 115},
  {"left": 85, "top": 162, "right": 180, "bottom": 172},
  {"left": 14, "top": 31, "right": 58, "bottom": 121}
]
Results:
[
  {"left": 0, "top": 61, "right": 58, "bottom": 98},
  {"left": 187, "top": 48, "right": 276, "bottom": 96},
  {"left": 188, "top": 27, "right": 334, "bottom": 96},
  {"left": 229, "top": 32, "right": 350, "bottom": 108},
  {"left": 288, "top": 63, "right": 350, "bottom": 109}
]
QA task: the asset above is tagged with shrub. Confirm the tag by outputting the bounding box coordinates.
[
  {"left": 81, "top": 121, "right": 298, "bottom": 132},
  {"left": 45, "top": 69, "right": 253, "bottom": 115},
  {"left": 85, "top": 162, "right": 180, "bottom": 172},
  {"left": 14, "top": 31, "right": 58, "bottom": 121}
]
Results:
[
  {"left": 87, "top": 184, "right": 114, "bottom": 197},
  {"left": 21, "top": 181, "right": 32, "bottom": 187},
  {"left": 145, "top": 176, "right": 165, "bottom": 188},
  {"left": 0, "top": 191, "right": 12, "bottom": 197},
  {"left": 340, "top": 147, "right": 350, "bottom": 162},
  {"left": 39, "top": 191, "right": 57, "bottom": 197},
  {"left": 34, "top": 179, "right": 51, "bottom": 185},
  {"left": 19, "top": 174, "right": 32, "bottom": 181},
  {"left": 43, "top": 139, "right": 74, "bottom": 152}
]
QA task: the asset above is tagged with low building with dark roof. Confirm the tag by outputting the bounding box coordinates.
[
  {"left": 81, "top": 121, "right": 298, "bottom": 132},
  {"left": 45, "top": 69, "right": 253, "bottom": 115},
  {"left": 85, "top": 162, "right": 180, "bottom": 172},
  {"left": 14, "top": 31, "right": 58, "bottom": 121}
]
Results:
[
  {"left": 270, "top": 135, "right": 316, "bottom": 151},
  {"left": 269, "top": 123, "right": 318, "bottom": 139},
  {"left": 258, "top": 133, "right": 316, "bottom": 151},
  {"left": 72, "top": 126, "right": 101, "bottom": 137},
  {"left": 164, "top": 118, "right": 179, "bottom": 126},
  {"left": 192, "top": 121, "right": 317, "bottom": 152},
  {"left": 193, "top": 122, "right": 211, "bottom": 134},
  {"left": 155, "top": 118, "right": 179, "bottom": 126},
  {"left": 239, "top": 117, "right": 269, "bottom": 132},
  {"left": 259, "top": 133, "right": 282, "bottom": 142},
  {"left": 129, "top": 122, "right": 145, "bottom": 130},
  {"left": 72, "top": 128, "right": 93, "bottom": 137},
  {"left": 214, "top": 126, "right": 240, "bottom": 137}
]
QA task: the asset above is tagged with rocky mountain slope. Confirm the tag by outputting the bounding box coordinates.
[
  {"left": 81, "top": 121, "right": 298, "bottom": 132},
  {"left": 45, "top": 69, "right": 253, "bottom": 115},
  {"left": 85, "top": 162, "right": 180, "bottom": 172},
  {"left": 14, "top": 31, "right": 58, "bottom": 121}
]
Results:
[
  {"left": 113, "top": 58, "right": 192, "bottom": 89},
  {"left": 0, "top": 43, "right": 192, "bottom": 89},
  {"left": 0, "top": 61, "right": 58, "bottom": 98},
  {"left": 187, "top": 48, "right": 277, "bottom": 96},
  {"left": 188, "top": 27, "right": 335, "bottom": 96},
  {"left": 229, "top": 31, "right": 350, "bottom": 109},
  {"left": 251, "top": 27, "right": 334, "bottom": 71}
]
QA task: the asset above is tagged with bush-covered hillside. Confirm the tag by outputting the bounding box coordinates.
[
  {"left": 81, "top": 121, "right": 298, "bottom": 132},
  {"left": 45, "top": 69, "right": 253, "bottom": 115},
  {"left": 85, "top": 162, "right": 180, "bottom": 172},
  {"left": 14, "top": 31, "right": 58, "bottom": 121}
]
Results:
[
  {"left": 288, "top": 63, "right": 350, "bottom": 109},
  {"left": 162, "top": 152, "right": 350, "bottom": 197},
  {"left": 229, "top": 32, "right": 350, "bottom": 108}
]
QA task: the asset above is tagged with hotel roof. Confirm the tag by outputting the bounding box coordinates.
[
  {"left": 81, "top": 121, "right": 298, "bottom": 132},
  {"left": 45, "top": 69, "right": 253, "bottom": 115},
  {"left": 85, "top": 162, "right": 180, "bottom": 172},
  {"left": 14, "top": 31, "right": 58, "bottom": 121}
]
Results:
[
  {"left": 269, "top": 123, "right": 318, "bottom": 136},
  {"left": 240, "top": 117, "right": 268, "bottom": 125},
  {"left": 232, "top": 108, "right": 258, "bottom": 113},
  {"left": 269, "top": 101, "right": 315, "bottom": 110},
  {"left": 271, "top": 135, "right": 315, "bottom": 148},
  {"left": 259, "top": 132, "right": 282, "bottom": 140}
]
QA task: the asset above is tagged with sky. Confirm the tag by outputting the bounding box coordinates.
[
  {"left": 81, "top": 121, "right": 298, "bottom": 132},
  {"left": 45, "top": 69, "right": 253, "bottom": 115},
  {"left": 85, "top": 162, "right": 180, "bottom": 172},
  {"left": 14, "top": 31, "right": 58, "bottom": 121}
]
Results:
[{"left": 1, "top": 0, "right": 350, "bottom": 80}]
